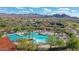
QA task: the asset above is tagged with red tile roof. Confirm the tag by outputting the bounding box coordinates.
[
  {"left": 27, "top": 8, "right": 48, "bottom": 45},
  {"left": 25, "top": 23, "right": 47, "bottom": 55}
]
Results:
[{"left": 0, "top": 35, "right": 16, "bottom": 51}]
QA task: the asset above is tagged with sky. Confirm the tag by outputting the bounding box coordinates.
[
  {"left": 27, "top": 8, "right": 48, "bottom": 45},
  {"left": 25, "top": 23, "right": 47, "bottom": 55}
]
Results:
[{"left": 0, "top": 7, "right": 79, "bottom": 17}]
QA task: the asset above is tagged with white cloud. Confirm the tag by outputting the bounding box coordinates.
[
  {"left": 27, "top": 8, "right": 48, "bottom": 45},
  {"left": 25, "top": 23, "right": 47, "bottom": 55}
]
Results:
[
  {"left": 0, "top": 9, "right": 4, "bottom": 12},
  {"left": 71, "top": 10, "right": 76, "bottom": 12},
  {"left": 15, "top": 7, "right": 25, "bottom": 9},
  {"left": 41, "top": 8, "right": 71, "bottom": 15},
  {"left": 42, "top": 8, "right": 73, "bottom": 16},
  {"left": 69, "top": 13, "right": 79, "bottom": 17},
  {"left": 55, "top": 8, "right": 70, "bottom": 14},
  {"left": 17, "top": 10, "right": 30, "bottom": 14},
  {"left": 43, "top": 8, "right": 52, "bottom": 12},
  {"left": 58, "top": 8, "right": 70, "bottom": 11},
  {"left": 22, "top": 10, "right": 29, "bottom": 13},
  {"left": 29, "top": 9, "right": 34, "bottom": 12},
  {"left": 42, "top": 8, "right": 52, "bottom": 15},
  {"left": 31, "top": 7, "right": 40, "bottom": 8},
  {"left": 0, "top": 8, "right": 7, "bottom": 13},
  {"left": 53, "top": 10, "right": 79, "bottom": 18}
]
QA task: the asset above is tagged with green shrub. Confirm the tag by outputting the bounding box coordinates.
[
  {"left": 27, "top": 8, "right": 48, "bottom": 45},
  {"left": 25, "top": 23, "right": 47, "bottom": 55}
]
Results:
[
  {"left": 48, "top": 35, "right": 65, "bottom": 47},
  {"left": 47, "top": 35, "right": 57, "bottom": 46},
  {"left": 56, "top": 39, "right": 65, "bottom": 47},
  {"left": 15, "top": 39, "right": 37, "bottom": 51},
  {"left": 66, "top": 37, "right": 79, "bottom": 50}
]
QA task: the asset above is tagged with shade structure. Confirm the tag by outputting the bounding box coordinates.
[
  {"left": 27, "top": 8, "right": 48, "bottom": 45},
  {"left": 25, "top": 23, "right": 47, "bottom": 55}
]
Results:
[{"left": 0, "top": 35, "right": 16, "bottom": 51}]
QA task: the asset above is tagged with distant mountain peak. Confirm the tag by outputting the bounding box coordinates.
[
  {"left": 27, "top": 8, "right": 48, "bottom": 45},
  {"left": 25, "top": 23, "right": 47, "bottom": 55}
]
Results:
[{"left": 53, "top": 14, "right": 70, "bottom": 18}]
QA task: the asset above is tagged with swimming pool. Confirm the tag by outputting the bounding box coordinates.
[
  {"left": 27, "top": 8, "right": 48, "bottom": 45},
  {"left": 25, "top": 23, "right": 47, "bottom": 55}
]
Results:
[{"left": 7, "top": 32, "right": 47, "bottom": 44}]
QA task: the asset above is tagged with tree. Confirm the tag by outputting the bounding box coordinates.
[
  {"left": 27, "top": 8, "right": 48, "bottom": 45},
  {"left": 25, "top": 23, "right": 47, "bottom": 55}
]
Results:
[
  {"left": 67, "top": 32, "right": 76, "bottom": 38},
  {"left": 48, "top": 35, "right": 65, "bottom": 47},
  {"left": 66, "top": 31, "right": 79, "bottom": 50},
  {"left": 13, "top": 26, "right": 21, "bottom": 32},
  {"left": 66, "top": 37, "right": 79, "bottom": 50},
  {"left": 0, "top": 34, "right": 2, "bottom": 38},
  {"left": 47, "top": 35, "right": 57, "bottom": 46},
  {"left": 56, "top": 39, "right": 65, "bottom": 47},
  {"left": 15, "top": 39, "right": 37, "bottom": 51}
]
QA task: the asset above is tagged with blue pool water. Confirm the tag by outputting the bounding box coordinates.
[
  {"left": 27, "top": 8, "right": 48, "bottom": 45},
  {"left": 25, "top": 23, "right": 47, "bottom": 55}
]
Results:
[{"left": 7, "top": 32, "right": 47, "bottom": 44}]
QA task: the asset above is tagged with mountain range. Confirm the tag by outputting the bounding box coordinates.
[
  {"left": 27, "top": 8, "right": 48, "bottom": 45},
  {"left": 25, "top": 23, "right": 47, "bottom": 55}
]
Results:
[{"left": 0, "top": 13, "right": 79, "bottom": 21}]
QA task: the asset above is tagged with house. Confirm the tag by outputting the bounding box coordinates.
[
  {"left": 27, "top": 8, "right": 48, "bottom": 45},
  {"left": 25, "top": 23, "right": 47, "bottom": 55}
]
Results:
[
  {"left": 67, "top": 28, "right": 77, "bottom": 34},
  {"left": 55, "top": 32, "right": 68, "bottom": 40},
  {"left": 0, "top": 35, "right": 16, "bottom": 51},
  {"left": 48, "top": 22, "right": 65, "bottom": 28},
  {"left": 56, "top": 23, "right": 65, "bottom": 28},
  {"left": 31, "top": 22, "right": 41, "bottom": 27}
]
